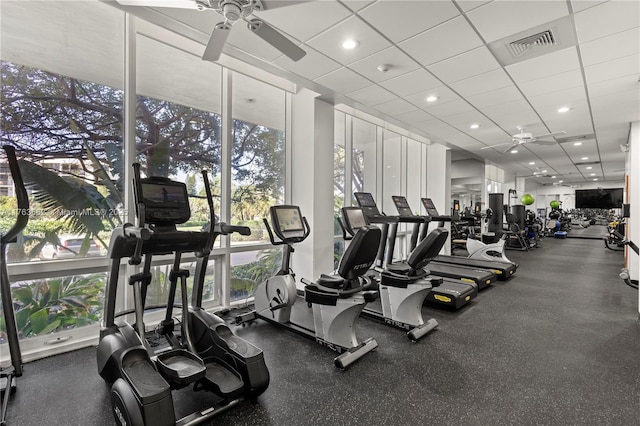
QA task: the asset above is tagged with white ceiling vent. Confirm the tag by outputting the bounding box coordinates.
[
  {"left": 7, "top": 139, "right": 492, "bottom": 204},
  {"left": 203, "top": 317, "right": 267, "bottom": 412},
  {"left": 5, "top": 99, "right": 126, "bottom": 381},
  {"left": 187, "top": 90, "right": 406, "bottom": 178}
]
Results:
[
  {"left": 489, "top": 16, "right": 577, "bottom": 66},
  {"left": 508, "top": 30, "right": 557, "bottom": 58}
]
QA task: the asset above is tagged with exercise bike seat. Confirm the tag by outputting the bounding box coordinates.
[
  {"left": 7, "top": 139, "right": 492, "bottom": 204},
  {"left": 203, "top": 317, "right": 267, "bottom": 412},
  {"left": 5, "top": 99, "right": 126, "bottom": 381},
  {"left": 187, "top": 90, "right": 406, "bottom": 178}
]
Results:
[
  {"left": 316, "top": 274, "right": 345, "bottom": 289},
  {"left": 386, "top": 228, "right": 449, "bottom": 278}
]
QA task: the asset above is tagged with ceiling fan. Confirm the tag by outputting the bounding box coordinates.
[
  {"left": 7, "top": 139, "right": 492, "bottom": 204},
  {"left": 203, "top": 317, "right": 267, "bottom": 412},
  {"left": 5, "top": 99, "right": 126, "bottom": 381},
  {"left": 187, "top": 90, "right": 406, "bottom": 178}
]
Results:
[
  {"left": 481, "top": 127, "right": 567, "bottom": 154},
  {"left": 116, "top": 0, "right": 307, "bottom": 62}
]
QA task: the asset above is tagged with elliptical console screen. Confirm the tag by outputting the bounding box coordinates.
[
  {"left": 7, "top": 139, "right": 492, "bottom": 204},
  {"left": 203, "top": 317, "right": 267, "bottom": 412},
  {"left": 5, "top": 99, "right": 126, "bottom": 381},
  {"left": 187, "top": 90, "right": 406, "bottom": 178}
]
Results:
[
  {"left": 392, "top": 196, "right": 414, "bottom": 217},
  {"left": 343, "top": 208, "right": 368, "bottom": 231},
  {"left": 140, "top": 180, "right": 191, "bottom": 224},
  {"left": 421, "top": 198, "right": 441, "bottom": 218},
  {"left": 271, "top": 206, "right": 305, "bottom": 239}
]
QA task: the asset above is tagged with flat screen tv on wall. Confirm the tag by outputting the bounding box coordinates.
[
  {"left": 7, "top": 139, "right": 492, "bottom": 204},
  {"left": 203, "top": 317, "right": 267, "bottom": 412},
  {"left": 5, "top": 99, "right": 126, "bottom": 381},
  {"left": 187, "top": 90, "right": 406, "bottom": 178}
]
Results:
[{"left": 575, "top": 188, "right": 623, "bottom": 209}]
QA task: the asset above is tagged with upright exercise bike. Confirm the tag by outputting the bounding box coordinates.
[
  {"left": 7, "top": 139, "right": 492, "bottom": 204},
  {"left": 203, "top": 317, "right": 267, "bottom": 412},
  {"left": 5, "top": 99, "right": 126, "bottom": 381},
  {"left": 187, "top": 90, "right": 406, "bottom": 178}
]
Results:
[
  {"left": 1, "top": 146, "right": 29, "bottom": 426},
  {"left": 96, "top": 164, "right": 269, "bottom": 426},
  {"left": 236, "top": 205, "right": 379, "bottom": 369}
]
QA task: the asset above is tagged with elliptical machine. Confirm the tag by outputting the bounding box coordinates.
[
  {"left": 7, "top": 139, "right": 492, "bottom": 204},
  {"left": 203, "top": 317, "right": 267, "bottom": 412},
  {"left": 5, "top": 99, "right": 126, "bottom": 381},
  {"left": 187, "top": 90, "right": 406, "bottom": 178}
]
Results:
[
  {"left": 235, "top": 205, "right": 379, "bottom": 369},
  {"left": 1, "top": 146, "right": 29, "bottom": 426},
  {"left": 96, "top": 164, "right": 269, "bottom": 426}
]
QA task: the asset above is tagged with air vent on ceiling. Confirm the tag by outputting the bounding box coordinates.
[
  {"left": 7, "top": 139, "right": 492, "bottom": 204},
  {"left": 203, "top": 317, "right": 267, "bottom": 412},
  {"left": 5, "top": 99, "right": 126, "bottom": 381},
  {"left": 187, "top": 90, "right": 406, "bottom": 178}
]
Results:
[
  {"left": 508, "top": 30, "right": 557, "bottom": 58},
  {"left": 488, "top": 16, "right": 576, "bottom": 66}
]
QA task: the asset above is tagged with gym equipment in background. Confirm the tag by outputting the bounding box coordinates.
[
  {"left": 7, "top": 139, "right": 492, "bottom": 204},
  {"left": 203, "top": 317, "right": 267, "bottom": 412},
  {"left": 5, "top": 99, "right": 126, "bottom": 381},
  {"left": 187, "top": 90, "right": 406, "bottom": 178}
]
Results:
[
  {"left": 339, "top": 207, "right": 443, "bottom": 341},
  {"left": 355, "top": 193, "right": 484, "bottom": 307},
  {"left": 391, "top": 196, "right": 516, "bottom": 281},
  {"left": 1, "top": 146, "right": 29, "bottom": 426},
  {"left": 235, "top": 205, "right": 379, "bottom": 369},
  {"left": 97, "top": 164, "right": 270, "bottom": 426}
]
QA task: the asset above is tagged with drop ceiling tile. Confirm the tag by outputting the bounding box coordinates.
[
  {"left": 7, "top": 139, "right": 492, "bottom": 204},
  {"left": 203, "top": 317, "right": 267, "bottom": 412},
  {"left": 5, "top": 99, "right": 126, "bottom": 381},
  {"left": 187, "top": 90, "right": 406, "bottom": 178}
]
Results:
[
  {"left": 450, "top": 69, "right": 514, "bottom": 99},
  {"left": 482, "top": 100, "right": 539, "bottom": 131},
  {"left": 258, "top": 1, "right": 353, "bottom": 42},
  {"left": 446, "top": 132, "right": 483, "bottom": 148},
  {"left": 423, "top": 98, "right": 475, "bottom": 118},
  {"left": 274, "top": 45, "right": 342, "bottom": 80},
  {"left": 466, "top": 86, "right": 525, "bottom": 108},
  {"left": 574, "top": 0, "right": 640, "bottom": 44},
  {"left": 529, "top": 86, "right": 589, "bottom": 118},
  {"left": 427, "top": 46, "right": 501, "bottom": 84},
  {"left": 457, "top": 0, "right": 492, "bottom": 13},
  {"left": 306, "top": 15, "right": 392, "bottom": 65},
  {"left": 589, "top": 74, "right": 640, "bottom": 99},
  {"left": 466, "top": 0, "right": 569, "bottom": 43},
  {"left": 542, "top": 114, "right": 594, "bottom": 137},
  {"left": 348, "top": 46, "right": 420, "bottom": 82},
  {"left": 341, "top": 1, "right": 375, "bottom": 13},
  {"left": 358, "top": 0, "right": 459, "bottom": 43},
  {"left": 580, "top": 27, "right": 640, "bottom": 66},
  {"left": 442, "top": 109, "right": 489, "bottom": 130},
  {"left": 373, "top": 98, "right": 418, "bottom": 116},
  {"left": 378, "top": 69, "right": 442, "bottom": 97},
  {"left": 346, "top": 84, "right": 397, "bottom": 106},
  {"left": 506, "top": 48, "right": 581, "bottom": 83},
  {"left": 405, "top": 86, "right": 460, "bottom": 109},
  {"left": 571, "top": 0, "right": 608, "bottom": 13},
  {"left": 518, "top": 69, "right": 585, "bottom": 98},
  {"left": 591, "top": 90, "right": 640, "bottom": 125},
  {"left": 398, "top": 16, "right": 483, "bottom": 67},
  {"left": 393, "top": 109, "right": 435, "bottom": 125},
  {"left": 585, "top": 54, "right": 640, "bottom": 84},
  {"left": 314, "top": 66, "right": 372, "bottom": 93}
]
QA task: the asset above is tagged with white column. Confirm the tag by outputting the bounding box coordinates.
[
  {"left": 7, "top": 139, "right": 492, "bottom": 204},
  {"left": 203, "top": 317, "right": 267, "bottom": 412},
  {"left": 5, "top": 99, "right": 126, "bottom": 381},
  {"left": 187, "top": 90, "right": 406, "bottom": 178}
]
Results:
[
  {"left": 627, "top": 122, "right": 640, "bottom": 315},
  {"left": 290, "top": 89, "right": 335, "bottom": 286},
  {"left": 426, "top": 143, "right": 451, "bottom": 254}
]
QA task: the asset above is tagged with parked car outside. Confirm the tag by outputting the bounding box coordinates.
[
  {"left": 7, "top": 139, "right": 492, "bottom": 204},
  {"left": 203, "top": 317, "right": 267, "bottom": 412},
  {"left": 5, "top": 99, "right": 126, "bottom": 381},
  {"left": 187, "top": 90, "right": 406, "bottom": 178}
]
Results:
[{"left": 40, "top": 234, "right": 102, "bottom": 259}]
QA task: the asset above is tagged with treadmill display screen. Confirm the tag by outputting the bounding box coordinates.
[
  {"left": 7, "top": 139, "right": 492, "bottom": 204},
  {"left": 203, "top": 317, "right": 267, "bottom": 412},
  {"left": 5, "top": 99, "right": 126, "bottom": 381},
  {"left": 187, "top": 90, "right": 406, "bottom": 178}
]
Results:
[
  {"left": 392, "top": 196, "right": 413, "bottom": 217},
  {"left": 345, "top": 208, "right": 368, "bottom": 230},
  {"left": 354, "top": 192, "right": 377, "bottom": 208},
  {"left": 421, "top": 198, "right": 440, "bottom": 217}
]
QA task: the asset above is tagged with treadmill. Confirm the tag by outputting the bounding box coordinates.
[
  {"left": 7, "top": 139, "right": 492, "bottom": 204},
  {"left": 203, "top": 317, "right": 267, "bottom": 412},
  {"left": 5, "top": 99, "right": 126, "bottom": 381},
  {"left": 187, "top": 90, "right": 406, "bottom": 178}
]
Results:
[
  {"left": 350, "top": 196, "right": 478, "bottom": 310},
  {"left": 354, "top": 193, "right": 496, "bottom": 290},
  {"left": 394, "top": 196, "right": 517, "bottom": 281}
]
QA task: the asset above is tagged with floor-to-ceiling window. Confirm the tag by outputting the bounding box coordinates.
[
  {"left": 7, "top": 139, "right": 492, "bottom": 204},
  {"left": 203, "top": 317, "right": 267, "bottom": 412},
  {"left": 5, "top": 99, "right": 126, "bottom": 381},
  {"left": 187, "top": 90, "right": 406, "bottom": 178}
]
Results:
[
  {"left": 229, "top": 72, "right": 286, "bottom": 302},
  {"left": 135, "top": 33, "right": 224, "bottom": 308},
  {"left": 0, "top": 0, "right": 125, "bottom": 357}
]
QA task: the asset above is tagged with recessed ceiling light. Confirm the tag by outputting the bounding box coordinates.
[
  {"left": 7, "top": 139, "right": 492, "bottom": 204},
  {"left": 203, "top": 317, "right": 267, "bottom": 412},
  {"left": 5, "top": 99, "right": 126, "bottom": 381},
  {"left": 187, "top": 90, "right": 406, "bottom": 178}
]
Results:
[
  {"left": 342, "top": 39, "right": 359, "bottom": 49},
  {"left": 510, "top": 149, "right": 518, "bottom": 154},
  {"left": 470, "top": 123, "right": 480, "bottom": 129},
  {"left": 559, "top": 180, "right": 564, "bottom": 183},
  {"left": 558, "top": 106, "right": 571, "bottom": 113},
  {"left": 590, "top": 173, "right": 596, "bottom": 176},
  {"left": 552, "top": 175, "right": 557, "bottom": 178},
  {"left": 586, "top": 166, "right": 592, "bottom": 170},
  {"left": 542, "top": 169, "right": 548, "bottom": 173},
  {"left": 581, "top": 156, "right": 589, "bottom": 160},
  {"left": 593, "top": 178, "right": 598, "bottom": 181},
  {"left": 426, "top": 95, "right": 439, "bottom": 103},
  {"left": 529, "top": 162, "right": 535, "bottom": 165},
  {"left": 573, "top": 142, "right": 583, "bottom": 146}
]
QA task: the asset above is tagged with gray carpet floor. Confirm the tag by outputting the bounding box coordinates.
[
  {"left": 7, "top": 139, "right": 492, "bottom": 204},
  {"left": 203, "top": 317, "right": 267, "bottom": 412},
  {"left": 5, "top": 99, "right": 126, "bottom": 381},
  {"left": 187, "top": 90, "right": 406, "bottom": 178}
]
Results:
[{"left": 5, "top": 235, "right": 639, "bottom": 425}]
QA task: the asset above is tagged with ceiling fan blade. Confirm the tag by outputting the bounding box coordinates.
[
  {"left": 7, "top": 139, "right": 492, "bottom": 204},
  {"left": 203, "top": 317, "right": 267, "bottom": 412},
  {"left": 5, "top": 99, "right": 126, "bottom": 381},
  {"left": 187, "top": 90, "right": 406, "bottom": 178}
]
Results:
[
  {"left": 534, "top": 130, "right": 566, "bottom": 138},
  {"left": 260, "top": 0, "right": 313, "bottom": 11},
  {"left": 202, "top": 23, "right": 231, "bottom": 62},
  {"left": 503, "top": 143, "right": 520, "bottom": 154},
  {"left": 533, "top": 140, "right": 557, "bottom": 146},
  {"left": 115, "top": 0, "right": 198, "bottom": 8},
  {"left": 248, "top": 19, "right": 306, "bottom": 61}
]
